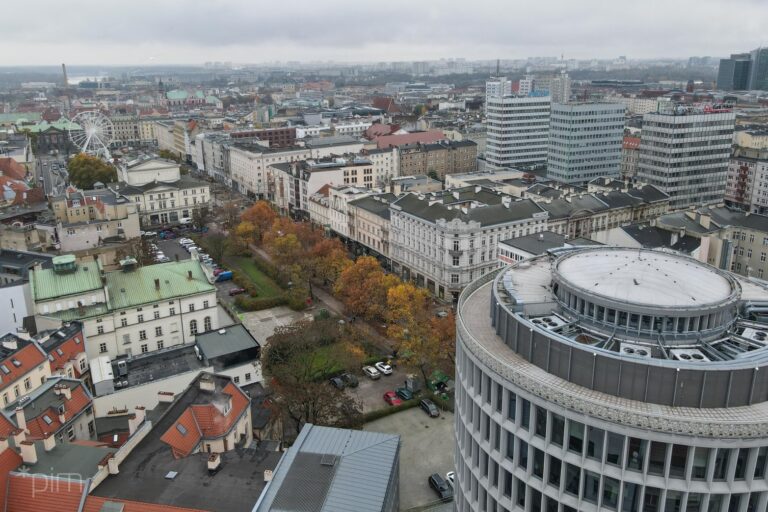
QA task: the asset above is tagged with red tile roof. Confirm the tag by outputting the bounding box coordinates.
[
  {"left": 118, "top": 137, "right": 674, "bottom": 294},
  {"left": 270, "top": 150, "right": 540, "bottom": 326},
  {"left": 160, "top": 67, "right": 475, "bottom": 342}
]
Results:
[
  {"left": 623, "top": 136, "right": 641, "bottom": 150},
  {"left": 25, "top": 383, "right": 92, "bottom": 440},
  {"left": 5, "top": 474, "right": 86, "bottom": 512},
  {"left": 0, "top": 414, "right": 19, "bottom": 438},
  {"left": 159, "top": 382, "right": 249, "bottom": 458},
  {"left": 0, "top": 448, "right": 22, "bottom": 508},
  {"left": 0, "top": 343, "right": 48, "bottom": 394},
  {"left": 84, "top": 496, "right": 208, "bottom": 512},
  {"left": 46, "top": 332, "right": 86, "bottom": 377},
  {"left": 159, "top": 408, "right": 201, "bottom": 458},
  {"left": 374, "top": 130, "right": 445, "bottom": 149},
  {"left": 0, "top": 158, "right": 27, "bottom": 181}
]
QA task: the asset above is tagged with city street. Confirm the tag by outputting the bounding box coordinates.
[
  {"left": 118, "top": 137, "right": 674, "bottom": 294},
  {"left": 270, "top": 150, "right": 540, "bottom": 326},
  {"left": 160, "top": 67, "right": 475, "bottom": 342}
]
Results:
[{"left": 35, "top": 155, "right": 68, "bottom": 196}]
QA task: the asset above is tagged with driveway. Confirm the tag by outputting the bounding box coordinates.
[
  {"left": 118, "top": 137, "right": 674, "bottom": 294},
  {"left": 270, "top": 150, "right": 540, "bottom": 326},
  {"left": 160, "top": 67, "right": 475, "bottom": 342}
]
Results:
[{"left": 365, "top": 407, "right": 455, "bottom": 511}]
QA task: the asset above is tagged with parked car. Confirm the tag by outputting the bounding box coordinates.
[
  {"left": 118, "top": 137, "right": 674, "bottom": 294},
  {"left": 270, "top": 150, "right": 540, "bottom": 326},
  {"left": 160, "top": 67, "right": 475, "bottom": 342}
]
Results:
[
  {"left": 362, "top": 366, "right": 381, "bottom": 380},
  {"left": 436, "top": 310, "right": 449, "bottom": 318},
  {"left": 428, "top": 473, "right": 453, "bottom": 501},
  {"left": 383, "top": 391, "right": 402, "bottom": 406},
  {"left": 179, "top": 238, "right": 194, "bottom": 245},
  {"left": 395, "top": 387, "right": 413, "bottom": 401},
  {"left": 215, "top": 271, "right": 233, "bottom": 282},
  {"left": 228, "top": 287, "right": 247, "bottom": 296},
  {"left": 374, "top": 362, "right": 393, "bottom": 375},
  {"left": 330, "top": 376, "right": 345, "bottom": 389},
  {"left": 155, "top": 255, "right": 171, "bottom": 263},
  {"left": 179, "top": 217, "right": 193, "bottom": 225},
  {"left": 419, "top": 398, "right": 440, "bottom": 418},
  {"left": 446, "top": 471, "right": 455, "bottom": 487},
  {"left": 340, "top": 373, "right": 358, "bottom": 388}
]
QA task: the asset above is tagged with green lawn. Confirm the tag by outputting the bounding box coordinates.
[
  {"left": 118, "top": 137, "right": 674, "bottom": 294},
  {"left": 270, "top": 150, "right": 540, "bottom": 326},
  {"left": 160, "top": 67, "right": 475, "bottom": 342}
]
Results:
[{"left": 227, "top": 256, "right": 284, "bottom": 299}]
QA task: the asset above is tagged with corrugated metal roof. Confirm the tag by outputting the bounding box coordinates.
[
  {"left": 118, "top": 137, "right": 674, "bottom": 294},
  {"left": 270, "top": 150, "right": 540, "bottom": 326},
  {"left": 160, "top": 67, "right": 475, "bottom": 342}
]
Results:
[{"left": 107, "top": 260, "right": 214, "bottom": 310}]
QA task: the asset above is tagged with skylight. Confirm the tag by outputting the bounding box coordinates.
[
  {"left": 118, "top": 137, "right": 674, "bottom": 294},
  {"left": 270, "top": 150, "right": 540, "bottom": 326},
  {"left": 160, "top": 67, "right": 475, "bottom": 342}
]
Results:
[
  {"left": 176, "top": 423, "right": 187, "bottom": 436},
  {"left": 43, "top": 415, "right": 53, "bottom": 425}
]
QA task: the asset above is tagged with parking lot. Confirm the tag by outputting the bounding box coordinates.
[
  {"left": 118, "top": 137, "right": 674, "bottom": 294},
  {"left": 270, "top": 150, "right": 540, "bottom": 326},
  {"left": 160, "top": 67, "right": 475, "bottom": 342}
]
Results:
[
  {"left": 349, "top": 366, "right": 410, "bottom": 413},
  {"left": 365, "top": 407, "right": 455, "bottom": 510},
  {"left": 156, "top": 239, "right": 191, "bottom": 262}
]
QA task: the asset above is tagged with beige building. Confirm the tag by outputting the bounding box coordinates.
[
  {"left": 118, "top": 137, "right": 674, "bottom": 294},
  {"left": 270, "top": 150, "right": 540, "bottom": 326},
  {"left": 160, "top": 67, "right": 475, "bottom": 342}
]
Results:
[
  {"left": 397, "top": 140, "right": 477, "bottom": 179},
  {"left": 0, "top": 336, "right": 52, "bottom": 407},
  {"left": 348, "top": 193, "right": 396, "bottom": 261},
  {"left": 110, "top": 114, "right": 140, "bottom": 144}
]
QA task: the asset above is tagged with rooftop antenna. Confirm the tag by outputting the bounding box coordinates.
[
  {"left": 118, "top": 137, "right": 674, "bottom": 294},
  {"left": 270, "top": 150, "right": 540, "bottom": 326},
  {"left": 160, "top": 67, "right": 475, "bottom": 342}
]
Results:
[{"left": 496, "top": 59, "right": 500, "bottom": 77}]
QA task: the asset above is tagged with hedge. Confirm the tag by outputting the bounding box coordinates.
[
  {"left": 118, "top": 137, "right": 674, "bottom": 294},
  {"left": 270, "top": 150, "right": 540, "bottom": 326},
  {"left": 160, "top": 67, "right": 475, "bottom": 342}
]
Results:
[
  {"left": 363, "top": 398, "right": 420, "bottom": 422},
  {"left": 234, "top": 294, "right": 288, "bottom": 311}
]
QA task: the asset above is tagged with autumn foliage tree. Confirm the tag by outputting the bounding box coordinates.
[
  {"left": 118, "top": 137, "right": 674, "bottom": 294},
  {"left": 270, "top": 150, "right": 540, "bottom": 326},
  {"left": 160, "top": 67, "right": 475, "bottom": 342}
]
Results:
[
  {"left": 263, "top": 319, "right": 364, "bottom": 439},
  {"left": 386, "top": 282, "right": 455, "bottom": 386},
  {"left": 334, "top": 256, "right": 399, "bottom": 322},
  {"left": 67, "top": 153, "right": 117, "bottom": 189},
  {"left": 241, "top": 201, "right": 276, "bottom": 243}
]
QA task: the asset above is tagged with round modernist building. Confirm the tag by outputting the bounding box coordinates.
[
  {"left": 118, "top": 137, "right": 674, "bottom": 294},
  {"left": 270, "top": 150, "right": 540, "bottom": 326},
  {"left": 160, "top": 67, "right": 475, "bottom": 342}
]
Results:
[{"left": 454, "top": 247, "right": 768, "bottom": 512}]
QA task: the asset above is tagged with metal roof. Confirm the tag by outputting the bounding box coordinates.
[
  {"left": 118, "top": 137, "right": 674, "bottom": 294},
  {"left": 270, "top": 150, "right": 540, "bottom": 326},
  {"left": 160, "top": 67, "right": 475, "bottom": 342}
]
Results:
[
  {"left": 106, "top": 260, "right": 214, "bottom": 310},
  {"left": 254, "top": 424, "right": 400, "bottom": 512},
  {"left": 30, "top": 261, "right": 103, "bottom": 302}
]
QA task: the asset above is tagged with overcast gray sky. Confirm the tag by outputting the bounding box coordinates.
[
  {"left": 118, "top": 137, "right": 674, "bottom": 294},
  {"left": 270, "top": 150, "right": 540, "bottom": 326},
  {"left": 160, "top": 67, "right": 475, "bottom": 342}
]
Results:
[{"left": 3, "top": 0, "right": 767, "bottom": 65}]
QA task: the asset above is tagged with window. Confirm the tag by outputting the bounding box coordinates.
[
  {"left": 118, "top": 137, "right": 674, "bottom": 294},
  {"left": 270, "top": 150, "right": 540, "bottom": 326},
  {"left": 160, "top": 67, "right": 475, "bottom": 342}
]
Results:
[
  {"left": 245, "top": 373, "right": 252, "bottom": 382},
  {"left": 157, "top": 340, "right": 164, "bottom": 350},
  {"left": 606, "top": 432, "right": 624, "bottom": 466},
  {"left": 626, "top": 437, "right": 646, "bottom": 471},
  {"left": 154, "top": 311, "right": 160, "bottom": 320},
  {"left": 548, "top": 456, "right": 561, "bottom": 487},
  {"left": 564, "top": 464, "right": 580, "bottom": 496},
  {"left": 204, "top": 316, "right": 212, "bottom": 332},
  {"left": 713, "top": 448, "right": 729, "bottom": 480},
  {"left": 203, "top": 300, "right": 209, "bottom": 308},
  {"left": 692, "top": 447, "right": 710, "bottom": 480},
  {"left": 138, "top": 314, "right": 144, "bottom": 323},
  {"left": 583, "top": 470, "right": 600, "bottom": 504},
  {"left": 139, "top": 330, "right": 147, "bottom": 341},
  {"left": 189, "top": 304, "right": 195, "bottom": 312},
  {"left": 644, "top": 487, "right": 661, "bottom": 512},
  {"left": 623, "top": 482, "right": 641, "bottom": 512},
  {"left": 140, "top": 344, "right": 148, "bottom": 353},
  {"left": 234, "top": 376, "right": 240, "bottom": 384},
  {"left": 99, "top": 343, "right": 107, "bottom": 353},
  {"left": 451, "top": 274, "right": 459, "bottom": 284},
  {"left": 169, "top": 307, "right": 175, "bottom": 315},
  {"left": 734, "top": 448, "right": 749, "bottom": 479},
  {"left": 568, "top": 421, "right": 584, "bottom": 454},
  {"left": 23, "top": 378, "right": 31, "bottom": 391},
  {"left": 534, "top": 407, "right": 547, "bottom": 438},
  {"left": 518, "top": 440, "right": 528, "bottom": 470},
  {"left": 190, "top": 319, "right": 198, "bottom": 335},
  {"left": 669, "top": 444, "right": 688, "bottom": 478},
  {"left": 586, "top": 426, "right": 604, "bottom": 460},
  {"left": 551, "top": 414, "right": 565, "bottom": 447},
  {"left": 120, "top": 318, "right": 128, "bottom": 327},
  {"left": 155, "top": 326, "right": 163, "bottom": 337},
  {"left": 648, "top": 441, "right": 667, "bottom": 476},
  {"left": 97, "top": 325, "right": 104, "bottom": 335},
  {"left": 532, "top": 448, "right": 544, "bottom": 479}
]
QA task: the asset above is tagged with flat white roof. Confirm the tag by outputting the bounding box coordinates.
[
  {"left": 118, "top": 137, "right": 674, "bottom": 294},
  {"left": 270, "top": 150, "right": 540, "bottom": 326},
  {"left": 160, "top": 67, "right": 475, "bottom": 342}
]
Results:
[{"left": 556, "top": 249, "right": 733, "bottom": 307}]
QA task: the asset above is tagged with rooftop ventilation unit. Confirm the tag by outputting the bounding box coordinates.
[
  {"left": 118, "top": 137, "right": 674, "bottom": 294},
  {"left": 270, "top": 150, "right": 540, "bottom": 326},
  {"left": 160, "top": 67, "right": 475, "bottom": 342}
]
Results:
[
  {"left": 530, "top": 314, "right": 568, "bottom": 330},
  {"left": 669, "top": 348, "right": 710, "bottom": 362},
  {"left": 740, "top": 327, "right": 768, "bottom": 345},
  {"left": 619, "top": 343, "right": 653, "bottom": 358}
]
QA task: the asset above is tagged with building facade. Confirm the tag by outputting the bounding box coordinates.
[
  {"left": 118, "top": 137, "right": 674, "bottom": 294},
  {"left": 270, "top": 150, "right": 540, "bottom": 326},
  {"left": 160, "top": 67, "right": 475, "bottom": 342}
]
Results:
[
  {"left": 485, "top": 92, "right": 551, "bottom": 169},
  {"left": 620, "top": 136, "right": 641, "bottom": 179},
  {"left": 455, "top": 247, "right": 768, "bottom": 512},
  {"left": 546, "top": 103, "right": 626, "bottom": 185},
  {"left": 636, "top": 107, "right": 735, "bottom": 209},
  {"left": 725, "top": 147, "right": 768, "bottom": 214}
]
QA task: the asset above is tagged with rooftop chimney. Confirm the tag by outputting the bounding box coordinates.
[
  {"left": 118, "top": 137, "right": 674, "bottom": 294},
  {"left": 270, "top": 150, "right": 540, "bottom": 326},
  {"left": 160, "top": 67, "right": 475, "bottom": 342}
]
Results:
[
  {"left": 43, "top": 433, "right": 56, "bottom": 452},
  {"left": 154, "top": 278, "right": 160, "bottom": 290},
  {"left": 187, "top": 270, "right": 193, "bottom": 280},
  {"left": 199, "top": 375, "right": 216, "bottom": 392},
  {"left": 20, "top": 441, "right": 37, "bottom": 465},
  {"left": 54, "top": 383, "right": 71, "bottom": 400},
  {"left": 15, "top": 407, "right": 26, "bottom": 433},
  {"left": 157, "top": 391, "right": 175, "bottom": 403},
  {"left": 0, "top": 437, "right": 8, "bottom": 453},
  {"left": 128, "top": 406, "right": 146, "bottom": 435},
  {"left": 208, "top": 453, "right": 222, "bottom": 473}
]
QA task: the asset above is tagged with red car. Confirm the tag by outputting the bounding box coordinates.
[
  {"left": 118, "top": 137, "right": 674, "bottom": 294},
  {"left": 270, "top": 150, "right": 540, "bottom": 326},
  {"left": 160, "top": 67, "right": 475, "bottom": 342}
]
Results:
[
  {"left": 383, "top": 391, "right": 402, "bottom": 406},
  {"left": 228, "top": 287, "right": 247, "bottom": 296}
]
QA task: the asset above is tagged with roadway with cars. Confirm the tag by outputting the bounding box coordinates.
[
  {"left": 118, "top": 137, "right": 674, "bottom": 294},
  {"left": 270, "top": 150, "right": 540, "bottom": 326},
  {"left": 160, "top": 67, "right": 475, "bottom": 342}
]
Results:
[{"left": 36, "top": 156, "right": 69, "bottom": 196}]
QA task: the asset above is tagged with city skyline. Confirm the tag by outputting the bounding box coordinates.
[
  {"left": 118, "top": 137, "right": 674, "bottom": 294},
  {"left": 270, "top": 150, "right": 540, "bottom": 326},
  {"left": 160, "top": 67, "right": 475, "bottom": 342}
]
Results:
[{"left": 3, "top": 0, "right": 767, "bottom": 66}]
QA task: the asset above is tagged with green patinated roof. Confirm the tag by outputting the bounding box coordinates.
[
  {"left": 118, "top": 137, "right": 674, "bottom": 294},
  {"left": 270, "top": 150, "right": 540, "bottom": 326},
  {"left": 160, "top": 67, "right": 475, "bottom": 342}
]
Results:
[
  {"left": 106, "top": 260, "right": 214, "bottom": 310},
  {"left": 30, "top": 262, "right": 103, "bottom": 302},
  {"left": 205, "top": 95, "right": 220, "bottom": 103},
  {"left": 166, "top": 90, "right": 189, "bottom": 100},
  {"left": 194, "top": 91, "right": 205, "bottom": 99},
  {"left": 46, "top": 302, "right": 109, "bottom": 321},
  {"left": 23, "top": 119, "right": 81, "bottom": 133}
]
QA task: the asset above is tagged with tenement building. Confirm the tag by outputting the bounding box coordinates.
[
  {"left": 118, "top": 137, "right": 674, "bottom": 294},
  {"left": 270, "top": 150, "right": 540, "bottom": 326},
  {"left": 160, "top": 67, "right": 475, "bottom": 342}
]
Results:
[{"left": 455, "top": 247, "right": 768, "bottom": 512}]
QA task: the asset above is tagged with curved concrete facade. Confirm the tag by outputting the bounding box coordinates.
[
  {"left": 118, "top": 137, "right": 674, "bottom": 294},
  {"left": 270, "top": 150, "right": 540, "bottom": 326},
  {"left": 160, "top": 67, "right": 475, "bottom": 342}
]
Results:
[{"left": 454, "top": 249, "right": 768, "bottom": 512}]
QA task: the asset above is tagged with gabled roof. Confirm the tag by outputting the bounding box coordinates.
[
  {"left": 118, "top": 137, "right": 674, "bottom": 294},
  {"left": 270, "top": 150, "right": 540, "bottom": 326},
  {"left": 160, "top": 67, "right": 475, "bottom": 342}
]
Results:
[
  {"left": 41, "top": 323, "right": 86, "bottom": 377},
  {"left": 0, "top": 158, "right": 27, "bottom": 181},
  {"left": 0, "top": 448, "right": 22, "bottom": 508},
  {"left": 0, "top": 340, "right": 48, "bottom": 393},
  {"left": 6, "top": 474, "right": 86, "bottom": 512},
  {"left": 159, "top": 376, "right": 250, "bottom": 458},
  {"left": 5, "top": 377, "right": 92, "bottom": 440},
  {"left": 83, "top": 497, "right": 208, "bottom": 512}
]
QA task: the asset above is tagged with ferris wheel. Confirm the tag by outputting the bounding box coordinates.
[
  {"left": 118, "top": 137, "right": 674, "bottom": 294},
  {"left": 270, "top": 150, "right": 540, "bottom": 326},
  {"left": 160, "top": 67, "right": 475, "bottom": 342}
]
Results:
[{"left": 68, "top": 111, "right": 114, "bottom": 158}]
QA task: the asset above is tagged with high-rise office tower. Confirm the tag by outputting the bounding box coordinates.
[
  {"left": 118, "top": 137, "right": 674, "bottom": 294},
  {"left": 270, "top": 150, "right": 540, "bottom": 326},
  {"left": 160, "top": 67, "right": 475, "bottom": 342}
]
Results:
[
  {"left": 748, "top": 47, "right": 768, "bottom": 91},
  {"left": 636, "top": 105, "right": 735, "bottom": 209},
  {"left": 486, "top": 79, "right": 550, "bottom": 169},
  {"left": 455, "top": 246, "right": 768, "bottom": 512},
  {"left": 546, "top": 102, "right": 625, "bottom": 184},
  {"left": 717, "top": 53, "right": 752, "bottom": 91},
  {"left": 549, "top": 71, "right": 572, "bottom": 104}
]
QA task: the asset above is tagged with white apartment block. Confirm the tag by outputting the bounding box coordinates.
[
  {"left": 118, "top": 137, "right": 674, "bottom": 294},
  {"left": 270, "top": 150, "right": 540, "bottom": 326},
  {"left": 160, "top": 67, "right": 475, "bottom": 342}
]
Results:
[
  {"left": 115, "top": 176, "right": 210, "bottom": 227},
  {"left": 390, "top": 189, "right": 548, "bottom": 301},
  {"left": 485, "top": 89, "right": 551, "bottom": 169},
  {"left": 29, "top": 256, "right": 218, "bottom": 362},
  {"left": 485, "top": 77, "right": 513, "bottom": 108},
  {"left": 636, "top": 107, "right": 735, "bottom": 209},
  {"left": 229, "top": 143, "right": 310, "bottom": 199},
  {"left": 546, "top": 102, "right": 626, "bottom": 184}
]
